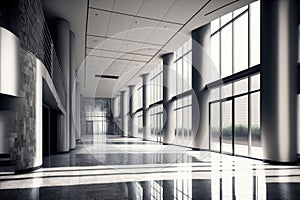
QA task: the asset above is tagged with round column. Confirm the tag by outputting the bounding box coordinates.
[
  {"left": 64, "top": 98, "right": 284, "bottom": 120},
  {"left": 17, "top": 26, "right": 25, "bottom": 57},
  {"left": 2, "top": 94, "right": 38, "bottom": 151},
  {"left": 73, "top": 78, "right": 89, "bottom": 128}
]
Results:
[
  {"left": 162, "top": 53, "right": 176, "bottom": 144},
  {"left": 70, "top": 31, "right": 76, "bottom": 150},
  {"left": 142, "top": 74, "right": 150, "bottom": 140},
  {"left": 54, "top": 18, "right": 70, "bottom": 152},
  {"left": 261, "top": 0, "right": 299, "bottom": 162},
  {"left": 128, "top": 85, "right": 137, "bottom": 137},
  {"left": 191, "top": 24, "right": 211, "bottom": 149},
  {"left": 120, "top": 91, "right": 128, "bottom": 137}
]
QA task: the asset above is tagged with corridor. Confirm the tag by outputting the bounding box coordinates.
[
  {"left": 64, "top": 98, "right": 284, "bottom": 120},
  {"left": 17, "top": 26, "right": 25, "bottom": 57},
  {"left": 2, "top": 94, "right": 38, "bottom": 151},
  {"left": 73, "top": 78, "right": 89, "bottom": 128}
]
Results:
[{"left": 1, "top": 135, "right": 300, "bottom": 199}]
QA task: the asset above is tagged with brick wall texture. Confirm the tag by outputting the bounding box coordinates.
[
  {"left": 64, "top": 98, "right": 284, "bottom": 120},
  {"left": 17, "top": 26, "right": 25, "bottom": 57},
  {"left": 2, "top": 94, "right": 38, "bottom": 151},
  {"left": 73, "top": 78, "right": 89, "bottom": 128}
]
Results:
[{"left": 8, "top": 0, "right": 45, "bottom": 171}]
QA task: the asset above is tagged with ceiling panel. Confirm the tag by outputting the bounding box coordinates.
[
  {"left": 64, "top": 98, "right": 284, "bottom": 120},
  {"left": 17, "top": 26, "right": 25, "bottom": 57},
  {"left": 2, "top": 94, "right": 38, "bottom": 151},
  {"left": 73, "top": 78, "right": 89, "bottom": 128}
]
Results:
[
  {"left": 146, "top": 23, "right": 180, "bottom": 45},
  {"left": 125, "top": 18, "right": 159, "bottom": 42},
  {"left": 101, "top": 50, "right": 119, "bottom": 58},
  {"left": 119, "top": 40, "right": 143, "bottom": 52},
  {"left": 88, "top": 49, "right": 120, "bottom": 58},
  {"left": 132, "top": 54, "right": 151, "bottom": 62},
  {"left": 89, "top": 0, "right": 114, "bottom": 10},
  {"left": 104, "top": 67, "right": 124, "bottom": 75},
  {"left": 87, "top": 9, "right": 111, "bottom": 36},
  {"left": 86, "top": 56, "right": 115, "bottom": 69},
  {"left": 106, "top": 13, "right": 134, "bottom": 37},
  {"left": 87, "top": 35, "right": 106, "bottom": 48},
  {"left": 117, "top": 53, "right": 135, "bottom": 61},
  {"left": 102, "top": 38, "right": 124, "bottom": 51},
  {"left": 113, "top": 0, "right": 144, "bottom": 15},
  {"left": 126, "top": 61, "right": 146, "bottom": 69},
  {"left": 138, "top": 0, "right": 177, "bottom": 21},
  {"left": 131, "top": 47, "right": 160, "bottom": 56},
  {"left": 163, "top": 0, "right": 206, "bottom": 24}
]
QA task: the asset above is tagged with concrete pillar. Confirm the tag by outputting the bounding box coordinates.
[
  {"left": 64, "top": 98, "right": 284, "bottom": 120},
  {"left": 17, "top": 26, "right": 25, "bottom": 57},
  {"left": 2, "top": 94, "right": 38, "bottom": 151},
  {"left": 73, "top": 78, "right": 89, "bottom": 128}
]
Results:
[
  {"left": 120, "top": 91, "right": 128, "bottom": 137},
  {"left": 162, "top": 53, "right": 176, "bottom": 144},
  {"left": 191, "top": 24, "right": 211, "bottom": 150},
  {"left": 142, "top": 74, "right": 150, "bottom": 140},
  {"left": 261, "top": 0, "right": 299, "bottom": 162},
  {"left": 57, "top": 113, "right": 67, "bottom": 152},
  {"left": 54, "top": 18, "right": 70, "bottom": 152},
  {"left": 76, "top": 82, "right": 81, "bottom": 140},
  {"left": 128, "top": 85, "right": 136, "bottom": 137},
  {"left": 69, "top": 31, "right": 76, "bottom": 150}
]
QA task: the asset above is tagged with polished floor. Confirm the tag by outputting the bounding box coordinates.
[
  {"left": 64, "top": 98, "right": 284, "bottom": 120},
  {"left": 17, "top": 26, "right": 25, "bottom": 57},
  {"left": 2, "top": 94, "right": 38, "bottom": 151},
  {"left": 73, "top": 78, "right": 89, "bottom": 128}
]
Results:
[{"left": 1, "top": 135, "right": 300, "bottom": 199}]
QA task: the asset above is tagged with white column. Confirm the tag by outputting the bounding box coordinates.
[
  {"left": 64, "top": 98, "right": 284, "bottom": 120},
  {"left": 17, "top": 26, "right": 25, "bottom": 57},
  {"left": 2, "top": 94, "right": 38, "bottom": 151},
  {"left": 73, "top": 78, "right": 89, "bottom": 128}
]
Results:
[
  {"left": 191, "top": 24, "right": 211, "bottom": 149},
  {"left": 261, "top": 0, "right": 298, "bottom": 162},
  {"left": 54, "top": 18, "right": 70, "bottom": 152},
  {"left": 142, "top": 74, "right": 150, "bottom": 140},
  {"left": 162, "top": 53, "right": 176, "bottom": 144},
  {"left": 69, "top": 31, "right": 76, "bottom": 150}
]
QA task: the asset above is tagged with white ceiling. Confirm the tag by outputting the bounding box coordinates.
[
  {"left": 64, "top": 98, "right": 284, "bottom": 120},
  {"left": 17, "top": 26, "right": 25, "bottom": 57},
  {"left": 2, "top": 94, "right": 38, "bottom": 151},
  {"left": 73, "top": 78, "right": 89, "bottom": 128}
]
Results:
[
  {"left": 42, "top": 0, "right": 88, "bottom": 72},
  {"left": 43, "top": 0, "right": 256, "bottom": 98}
]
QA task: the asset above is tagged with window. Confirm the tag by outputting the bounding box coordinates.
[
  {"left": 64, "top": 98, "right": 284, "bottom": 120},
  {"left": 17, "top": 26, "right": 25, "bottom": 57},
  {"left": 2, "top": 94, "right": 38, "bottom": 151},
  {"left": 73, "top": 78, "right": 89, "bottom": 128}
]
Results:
[
  {"left": 210, "top": 1, "right": 260, "bottom": 82},
  {"left": 149, "top": 64, "right": 163, "bottom": 104},
  {"left": 174, "top": 39, "right": 192, "bottom": 95},
  {"left": 209, "top": 1, "right": 261, "bottom": 159}
]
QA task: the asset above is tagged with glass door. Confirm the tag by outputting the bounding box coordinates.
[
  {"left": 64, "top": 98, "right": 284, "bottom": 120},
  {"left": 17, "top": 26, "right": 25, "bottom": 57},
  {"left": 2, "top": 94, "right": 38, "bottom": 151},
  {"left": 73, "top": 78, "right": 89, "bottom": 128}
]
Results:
[
  {"left": 210, "top": 99, "right": 233, "bottom": 154},
  {"left": 221, "top": 100, "right": 233, "bottom": 154},
  {"left": 210, "top": 102, "right": 221, "bottom": 152}
]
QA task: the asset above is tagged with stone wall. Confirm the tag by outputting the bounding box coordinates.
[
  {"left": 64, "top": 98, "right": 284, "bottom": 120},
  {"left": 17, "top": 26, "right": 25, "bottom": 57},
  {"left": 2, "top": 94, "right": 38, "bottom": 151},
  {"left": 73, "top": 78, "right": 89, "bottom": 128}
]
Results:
[
  {"left": 10, "top": 49, "right": 38, "bottom": 171},
  {"left": 17, "top": 0, "right": 46, "bottom": 63},
  {"left": 7, "top": 0, "right": 46, "bottom": 171}
]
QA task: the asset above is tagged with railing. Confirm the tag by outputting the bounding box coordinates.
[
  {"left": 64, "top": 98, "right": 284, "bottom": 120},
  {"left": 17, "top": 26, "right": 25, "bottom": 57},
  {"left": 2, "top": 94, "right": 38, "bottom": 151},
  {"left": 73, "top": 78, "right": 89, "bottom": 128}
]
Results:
[
  {"left": 42, "top": 22, "right": 54, "bottom": 77},
  {"left": 41, "top": 21, "right": 67, "bottom": 109},
  {"left": 52, "top": 50, "right": 67, "bottom": 108}
]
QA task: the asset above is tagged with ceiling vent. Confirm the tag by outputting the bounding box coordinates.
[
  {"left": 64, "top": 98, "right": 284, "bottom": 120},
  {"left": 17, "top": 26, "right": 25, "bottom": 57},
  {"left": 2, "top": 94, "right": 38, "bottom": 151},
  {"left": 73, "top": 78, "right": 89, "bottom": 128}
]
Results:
[{"left": 95, "top": 74, "right": 119, "bottom": 79}]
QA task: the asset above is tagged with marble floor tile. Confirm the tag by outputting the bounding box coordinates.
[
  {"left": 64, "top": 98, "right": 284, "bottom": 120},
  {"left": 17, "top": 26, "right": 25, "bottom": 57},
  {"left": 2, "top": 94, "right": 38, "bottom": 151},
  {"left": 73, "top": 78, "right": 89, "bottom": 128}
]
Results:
[{"left": 1, "top": 135, "right": 300, "bottom": 199}]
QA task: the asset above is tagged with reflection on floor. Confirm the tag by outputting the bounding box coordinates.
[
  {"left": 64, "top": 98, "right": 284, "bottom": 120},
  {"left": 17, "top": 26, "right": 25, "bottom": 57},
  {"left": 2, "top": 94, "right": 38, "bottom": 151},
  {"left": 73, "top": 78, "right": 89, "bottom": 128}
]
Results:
[{"left": 1, "top": 135, "right": 300, "bottom": 199}]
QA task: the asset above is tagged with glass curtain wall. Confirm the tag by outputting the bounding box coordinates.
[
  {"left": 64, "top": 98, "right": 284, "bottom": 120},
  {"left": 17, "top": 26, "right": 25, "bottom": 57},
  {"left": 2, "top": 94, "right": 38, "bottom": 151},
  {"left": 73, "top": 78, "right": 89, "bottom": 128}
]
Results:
[
  {"left": 173, "top": 39, "right": 193, "bottom": 146},
  {"left": 83, "top": 98, "right": 112, "bottom": 143},
  {"left": 112, "top": 96, "right": 121, "bottom": 135},
  {"left": 134, "top": 82, "right": 143, "bottom": 138},
  {"left": 209, "top": 0, "right": 261, "bottom": 158},
  {"left": 149, "top": 65, "right": 163, "bottom": 141}
]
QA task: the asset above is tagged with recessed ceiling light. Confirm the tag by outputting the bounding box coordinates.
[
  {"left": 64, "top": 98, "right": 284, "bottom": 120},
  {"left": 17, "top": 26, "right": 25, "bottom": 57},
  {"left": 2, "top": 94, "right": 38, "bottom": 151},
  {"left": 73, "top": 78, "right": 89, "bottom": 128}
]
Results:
[{"left": 134, "top": 20, "right": 139, "bottom": 24}]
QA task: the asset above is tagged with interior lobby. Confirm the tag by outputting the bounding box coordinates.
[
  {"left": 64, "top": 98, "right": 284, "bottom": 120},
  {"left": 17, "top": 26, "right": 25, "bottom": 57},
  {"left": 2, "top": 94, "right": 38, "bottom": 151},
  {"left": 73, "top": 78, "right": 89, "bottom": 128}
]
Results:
[{"left": 0, "top": 0, "right": 299, "bottom": 199}]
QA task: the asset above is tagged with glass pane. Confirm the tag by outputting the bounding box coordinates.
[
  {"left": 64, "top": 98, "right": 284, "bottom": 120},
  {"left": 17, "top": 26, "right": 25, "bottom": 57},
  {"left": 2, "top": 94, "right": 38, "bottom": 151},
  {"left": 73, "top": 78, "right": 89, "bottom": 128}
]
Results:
[
  {"left": 176, "top": 59, "right": 183, "bottom": 94},
  {"left": 211, "top": 18, "right": 220, "bottom": 33},
  {"left": 222, "top": 101, "right": 232, "bottom": 154},
  {"left": 250, "top": 92, "right": 262, "bottom": 158},
  {"left": 182, "top": 106, "right": 190, "bottom": 146},
  {"left": 210, "top": 88, "right": 220, "bottom": 102},
  {"left": 234, "top": 78, "right": 248, "bottom": 95},
  {"left": 182, "top": 40, "right": 189, "bottom": 55},
  {"left": 182, "top": 57, "right": 189, "bottom": 92},
  {"left": 221, "top": 83, "right": 232, "bottom": 99},
  {"left": 221, "top": 24, "right": 232, "bottom": 78},
  {"left": 234, "top": 13, "right": 248, "bottom": 73},
  {"left": 210, "top": 103, "right": 220, "bottom": 152},
  {"left": 250, "top": 0, "right": 260, "bottom": 67},
  {"left": 176, "top": 108, "right": 182, "bottom": 145},
  {"left": 221, "top": 12, "right": 232, "bottom": 26},
  {"left": 176, "top": 46, "right": 182, "bottom": 58},
  {"left": 211, "top": 33, "right": 220, "bottom": 81},
  {"left": 233, "top": 5, "right": 248, "bottom": 17},
  {"left": 234, "top": 96, "right": 249, "bottom": 156},
  {"left": 251, "top": 74, "right": 260, "bottom": 91}
]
